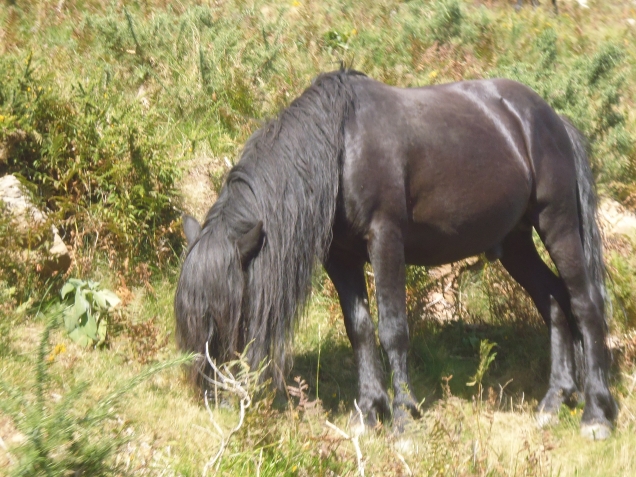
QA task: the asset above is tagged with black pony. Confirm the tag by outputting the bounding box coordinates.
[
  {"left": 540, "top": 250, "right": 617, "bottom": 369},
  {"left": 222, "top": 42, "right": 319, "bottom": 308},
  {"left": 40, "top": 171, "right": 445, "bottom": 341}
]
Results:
[{"left": 175, "top": 70, "right": 616, "bottom": 439}]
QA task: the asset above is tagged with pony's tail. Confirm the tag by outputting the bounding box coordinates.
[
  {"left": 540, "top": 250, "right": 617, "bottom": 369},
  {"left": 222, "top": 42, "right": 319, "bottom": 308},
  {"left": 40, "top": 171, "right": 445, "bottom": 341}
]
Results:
[
  {"left": 561, "top": 116, "right": 606, "bottom": 307},
  {"left": 560, "top": 115, "right": 607, "bottom": 387}
]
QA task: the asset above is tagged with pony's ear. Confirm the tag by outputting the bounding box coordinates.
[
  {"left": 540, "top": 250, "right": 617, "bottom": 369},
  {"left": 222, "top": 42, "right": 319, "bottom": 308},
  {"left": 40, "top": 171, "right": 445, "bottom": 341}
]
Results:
[
  {"left": 182, "top": 214, "right": 202, "bottom": 246},
  {"left": 237, "top": 221, "right": 264, "bottom": 265}
]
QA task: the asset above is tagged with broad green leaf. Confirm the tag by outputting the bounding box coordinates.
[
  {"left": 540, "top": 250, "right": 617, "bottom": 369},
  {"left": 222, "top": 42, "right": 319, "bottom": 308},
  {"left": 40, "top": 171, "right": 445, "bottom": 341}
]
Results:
[
  {"left": 57, "top": 278, "right": 117, "bottom": 346},
  {"left": 67, "top": 278, "right": 84, "bottom": 288},
  {"left": 97, "top": 317, "right": 107, "bottom": 346},
  {"left": 93, "top": 290, "right": 121, "bottom": 310},
  {"left": 71, "top": 289, "right": 89, "bottom": 320},
  {"left": 84, "top": 313, "right": 98, "bottom": 340},
  {"left": 60, "top": 282, "right": 75, "bottom": 300},
  {"left": 69, "top": 328, "right": 92, "bottom": 347},
  {"left": 63, "top": 309, "right": 79, "bottom": 332}
]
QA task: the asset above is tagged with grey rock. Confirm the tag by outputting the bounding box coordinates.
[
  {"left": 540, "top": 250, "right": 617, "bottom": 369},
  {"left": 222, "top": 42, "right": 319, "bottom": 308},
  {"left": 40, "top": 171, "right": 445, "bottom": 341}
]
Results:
[{"left": 0, "top": 174, "right": 71, "bottom": 275}]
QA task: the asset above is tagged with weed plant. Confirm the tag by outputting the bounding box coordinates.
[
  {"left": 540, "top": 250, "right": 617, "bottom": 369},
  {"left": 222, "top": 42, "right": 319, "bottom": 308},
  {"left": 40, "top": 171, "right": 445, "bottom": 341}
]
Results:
[{"left": 0, "top": 316, "right": 193, "bottom": 477}]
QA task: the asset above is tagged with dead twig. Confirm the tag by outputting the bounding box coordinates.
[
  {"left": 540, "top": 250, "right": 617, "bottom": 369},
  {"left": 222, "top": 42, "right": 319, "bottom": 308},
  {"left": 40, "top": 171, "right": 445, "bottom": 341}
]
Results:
[
  {"left": 325, "top": 400, "right": 366, "bottom": 476},
  {"left": 201, "top": 341, "right": 264, "bottom": 476}
]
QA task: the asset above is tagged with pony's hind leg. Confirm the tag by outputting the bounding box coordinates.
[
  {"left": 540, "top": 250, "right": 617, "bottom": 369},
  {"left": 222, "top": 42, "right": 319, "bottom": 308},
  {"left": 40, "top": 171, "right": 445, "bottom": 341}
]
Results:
[
  {"left": 324, "top": 250, "right": 391, "bottom": 429},
  {"left": 536, "top": 214, "right": 617, "bottom": 438},
  {"left": 499, "top": 228, "right": 581, "bottom": 424}
]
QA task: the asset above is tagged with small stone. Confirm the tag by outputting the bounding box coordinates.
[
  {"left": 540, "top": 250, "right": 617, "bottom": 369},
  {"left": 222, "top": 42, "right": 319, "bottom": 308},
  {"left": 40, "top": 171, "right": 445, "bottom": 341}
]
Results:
[
  {"left": 599, "top": 198, "right": 636, "bottom": 239},
  {"left": 0, "top": 174, "right": 71, "bottom": 276}
]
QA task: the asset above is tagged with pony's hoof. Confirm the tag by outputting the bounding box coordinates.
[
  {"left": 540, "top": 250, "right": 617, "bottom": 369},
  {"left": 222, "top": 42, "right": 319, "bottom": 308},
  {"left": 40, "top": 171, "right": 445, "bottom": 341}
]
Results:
[
  {"left": 535, "top": 411, "right": 558, "bottom": 428},
  {"left": 580, "top": 422, "right": 612, "bottom": 441}
]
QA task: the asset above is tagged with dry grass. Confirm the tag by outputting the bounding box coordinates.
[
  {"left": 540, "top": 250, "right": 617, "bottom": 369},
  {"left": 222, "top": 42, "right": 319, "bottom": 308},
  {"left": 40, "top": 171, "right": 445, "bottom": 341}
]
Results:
[{"left": 2, "top": 280, "right": 636, "bottom": 476}]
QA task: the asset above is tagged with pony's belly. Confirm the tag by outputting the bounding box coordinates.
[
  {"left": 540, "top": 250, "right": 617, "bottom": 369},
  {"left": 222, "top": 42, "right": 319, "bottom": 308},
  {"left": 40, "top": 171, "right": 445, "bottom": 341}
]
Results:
[
  {"left": 403, "top": 209, "right": 523, "bottom": 266},
  {"left": 404, "top": 234, "right": 485, "bottom": 266}
]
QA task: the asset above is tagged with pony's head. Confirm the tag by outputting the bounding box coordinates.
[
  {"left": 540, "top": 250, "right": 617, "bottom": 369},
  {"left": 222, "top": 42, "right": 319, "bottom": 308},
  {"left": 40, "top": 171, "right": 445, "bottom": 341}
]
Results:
[
  {"left": 174, "top": 70, "right": 359, "bottom": 389},
  {"left": 174, "top": 213, "right": 264, "bottom": 383}
]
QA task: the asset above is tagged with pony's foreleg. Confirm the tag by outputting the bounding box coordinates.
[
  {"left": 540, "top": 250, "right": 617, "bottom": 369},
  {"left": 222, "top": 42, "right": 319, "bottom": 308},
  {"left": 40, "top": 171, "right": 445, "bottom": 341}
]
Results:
[
  {"left": 367, "top": 222, "right": 420, "bottom": 427},
  {"left": 499, "top": 229, "right": 580, "bottom": 425},
  {"left": 324, "top": 252, "right": 390, "bottom": 428}
]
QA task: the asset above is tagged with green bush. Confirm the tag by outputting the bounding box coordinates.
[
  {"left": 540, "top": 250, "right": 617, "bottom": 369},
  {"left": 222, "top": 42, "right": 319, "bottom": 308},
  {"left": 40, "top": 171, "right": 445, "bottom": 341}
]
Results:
[
  {"left": 429, "top": 0, "right": 464, "bottom": 44},
  {"left": 0, "top": 51, "right": 182, "bottom": 277}
]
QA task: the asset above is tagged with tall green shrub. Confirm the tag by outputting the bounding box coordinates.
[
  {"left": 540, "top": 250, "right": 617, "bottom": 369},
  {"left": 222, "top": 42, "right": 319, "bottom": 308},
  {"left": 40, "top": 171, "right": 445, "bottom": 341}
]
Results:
[{"left": 0, "top": 52, "right": 182, "bottom": 276}]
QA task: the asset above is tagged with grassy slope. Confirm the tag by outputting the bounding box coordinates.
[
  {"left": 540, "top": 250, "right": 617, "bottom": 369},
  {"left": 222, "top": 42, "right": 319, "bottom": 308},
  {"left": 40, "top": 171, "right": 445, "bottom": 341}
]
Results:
[{"left": 2, "top": 0, "right": 636, "bottom": 475}]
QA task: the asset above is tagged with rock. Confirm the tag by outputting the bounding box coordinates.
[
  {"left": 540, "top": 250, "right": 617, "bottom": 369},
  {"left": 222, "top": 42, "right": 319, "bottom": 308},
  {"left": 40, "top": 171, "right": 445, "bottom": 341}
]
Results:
[
  {"left": 0, "top": 175, "right": 47, "bottom": 228},
  {"left": 598, "top": 197, "right": 636, "bottom": 240},
  {"left": 0, "top": 174, "right": 71, "bottom": 276}
]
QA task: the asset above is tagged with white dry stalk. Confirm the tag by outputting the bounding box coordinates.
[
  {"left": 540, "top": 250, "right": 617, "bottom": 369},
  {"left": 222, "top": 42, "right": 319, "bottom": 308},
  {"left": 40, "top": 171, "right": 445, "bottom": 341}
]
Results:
[
  {"left": 201, "top": 341, "right": 254, "bottom": 476},
  {"left": 325, "top": 400, "right": 366, "bottom": 477},
  {"left": 352, "top": 400, "right": 365, "bottom": 476},
  {"left": 395, "top": 452, "right": 413, "bottom": 476},
  {"left": 256, "top": 448, "right": 263, "bottom": 477},
  {"left": 0, "top": 435, "right": 15, "bottom": 465},
  {"left": 498, "top": 378, "right": 513, "bottom": 408}
]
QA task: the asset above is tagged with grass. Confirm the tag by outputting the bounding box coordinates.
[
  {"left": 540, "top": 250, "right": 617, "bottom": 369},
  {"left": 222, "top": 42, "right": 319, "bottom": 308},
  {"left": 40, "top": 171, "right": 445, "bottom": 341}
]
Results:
[
  {"left": 3, "top": 275, "right": 636, "bottom": 475},
  {"left": 1, "top": 0, "right": 636, "bottom": 475}
]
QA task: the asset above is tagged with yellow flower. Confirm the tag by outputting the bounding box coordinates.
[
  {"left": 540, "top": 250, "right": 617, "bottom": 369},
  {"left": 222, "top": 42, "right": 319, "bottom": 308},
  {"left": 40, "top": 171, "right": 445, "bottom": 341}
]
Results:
[
  {"left": 47, "top": 343, "right": 67, "bottom": 362},
  {"left": 291, "top": 465, "right": 298, "bottom": 472},
  {"left": 292, "top": 0, "right": 300, "bottom": 6},
  {"left": 429, "top": 70, "right": 439, "bottom": 79}
]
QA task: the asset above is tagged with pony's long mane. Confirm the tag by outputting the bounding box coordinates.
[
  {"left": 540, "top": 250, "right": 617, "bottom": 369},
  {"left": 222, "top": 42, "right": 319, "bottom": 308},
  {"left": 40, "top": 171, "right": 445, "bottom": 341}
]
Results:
[{"left": 175, "top": 70, "right": 362, "bottom": 386}]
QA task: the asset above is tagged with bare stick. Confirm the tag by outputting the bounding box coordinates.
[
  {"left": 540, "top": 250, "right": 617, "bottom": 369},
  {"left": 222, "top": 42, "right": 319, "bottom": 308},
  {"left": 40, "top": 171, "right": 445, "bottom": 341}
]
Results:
[
  {"left": 498, "top": 378, "right": 513, "bottom": 408},
  {"left": 351, "top": 400, "right": 366, "bottom": 476},
  {"left": 325, "top": 420, "right": 350, "bottom": 439},
  {"left": 201, "top": 341, "right": 260, "bottom": 476},
  {"left": 324, "top": 401, "right": 366, "bottom": 477},
  {"left": 395, "top": 452, "right": 413, "bottom": 476}
]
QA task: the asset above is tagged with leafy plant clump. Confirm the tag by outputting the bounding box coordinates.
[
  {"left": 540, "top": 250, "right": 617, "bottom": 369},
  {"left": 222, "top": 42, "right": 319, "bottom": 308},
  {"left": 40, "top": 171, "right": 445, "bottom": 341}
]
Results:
[
  {"left": 59, "top": 278, "right": 121, "bottom": 347},
  {"left": 0, "top": 317, "right": 195, "bottom": 477}
]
